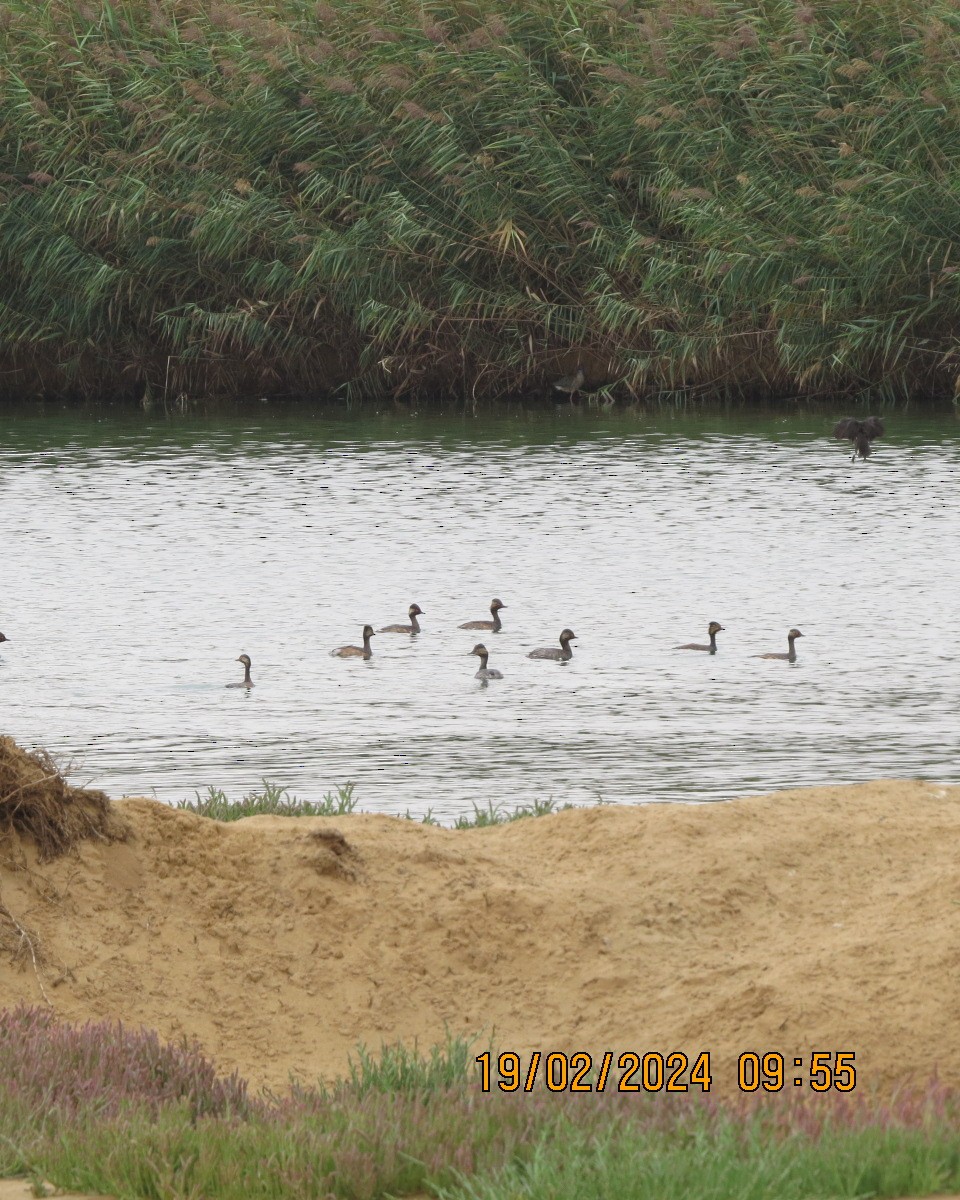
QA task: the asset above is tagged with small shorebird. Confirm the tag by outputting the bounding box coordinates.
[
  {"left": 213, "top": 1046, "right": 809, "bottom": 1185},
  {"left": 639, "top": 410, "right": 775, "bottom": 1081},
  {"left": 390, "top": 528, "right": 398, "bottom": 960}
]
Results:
[{"left": 553, "top": 366, "right": 585, "bottom": 403}]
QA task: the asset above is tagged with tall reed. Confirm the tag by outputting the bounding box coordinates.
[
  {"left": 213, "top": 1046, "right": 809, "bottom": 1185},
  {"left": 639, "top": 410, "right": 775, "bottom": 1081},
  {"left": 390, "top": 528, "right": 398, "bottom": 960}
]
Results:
[{"left": 2, "top": 0, "right": 960, "bottom": 404}]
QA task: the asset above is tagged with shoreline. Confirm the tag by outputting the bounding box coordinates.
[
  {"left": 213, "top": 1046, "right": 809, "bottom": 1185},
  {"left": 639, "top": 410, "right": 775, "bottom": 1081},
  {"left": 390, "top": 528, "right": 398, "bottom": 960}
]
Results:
[{"left": 1, "top": 779, "right": 956, "bottom": 1098}]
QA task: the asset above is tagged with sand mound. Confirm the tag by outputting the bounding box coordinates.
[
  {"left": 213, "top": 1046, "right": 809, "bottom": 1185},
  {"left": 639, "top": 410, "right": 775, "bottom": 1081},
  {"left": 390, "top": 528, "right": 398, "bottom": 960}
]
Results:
[{"left": 0, "top": 778, "right": 958, "bottom": 1097}]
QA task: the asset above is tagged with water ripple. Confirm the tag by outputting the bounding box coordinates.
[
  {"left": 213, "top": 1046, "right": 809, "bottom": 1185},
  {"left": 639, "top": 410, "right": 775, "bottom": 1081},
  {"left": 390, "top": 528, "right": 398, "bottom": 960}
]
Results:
[{"left": 1, "top": 412, "right": 958, "bottom": 819}]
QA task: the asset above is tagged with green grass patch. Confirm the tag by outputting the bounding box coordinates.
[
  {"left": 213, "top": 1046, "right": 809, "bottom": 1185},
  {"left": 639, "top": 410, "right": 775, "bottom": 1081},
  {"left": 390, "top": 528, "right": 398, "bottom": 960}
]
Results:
[
  {"left": 434, "top": 1118, "right": 960, "bottom": 1200},
  {"left": 176, "top": 779, "right": 358, "bottom": 819},
  {"left": 449, "top": 797, "right": 576, "bottom": 828},
  {"left": 340, "top": 1030, "right": 479, "bottom": 1097},
  {"left": 3, "top": 1008, "right": 960, "bottom": 1199},
  {"left": 178, "top": 781, "right": 576, "bottom": 826}
]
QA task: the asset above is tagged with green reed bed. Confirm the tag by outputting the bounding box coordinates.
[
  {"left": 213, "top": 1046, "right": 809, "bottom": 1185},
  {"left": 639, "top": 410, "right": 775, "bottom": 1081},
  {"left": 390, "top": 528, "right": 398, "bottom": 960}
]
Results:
[
  {"left": 3, "top": 0, "right": 960, "bottom": 405},
  {"left": 1, "top": 1006, "right": 960, "bottom": 1200}
]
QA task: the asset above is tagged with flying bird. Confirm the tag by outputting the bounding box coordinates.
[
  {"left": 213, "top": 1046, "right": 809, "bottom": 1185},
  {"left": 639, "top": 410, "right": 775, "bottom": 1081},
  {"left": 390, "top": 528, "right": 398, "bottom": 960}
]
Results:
[{"left": 833, "top": 416, "right": 884, "bottom": 461}]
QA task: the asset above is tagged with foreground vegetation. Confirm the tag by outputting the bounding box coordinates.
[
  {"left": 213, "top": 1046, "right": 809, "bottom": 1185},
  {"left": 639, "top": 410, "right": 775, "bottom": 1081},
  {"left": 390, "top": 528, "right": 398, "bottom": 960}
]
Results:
[
  {"left": 0, "top": 1005, "right": 959, "bottom": 1199},
  {"left": 177, "top": 779, "right": 360, "bottom": 819},
  {"left": 3, "top": 0, "right": 960, "bottom": 405},
  {"left": 176, "top": 779, "right": 574, "bottom": 826}
]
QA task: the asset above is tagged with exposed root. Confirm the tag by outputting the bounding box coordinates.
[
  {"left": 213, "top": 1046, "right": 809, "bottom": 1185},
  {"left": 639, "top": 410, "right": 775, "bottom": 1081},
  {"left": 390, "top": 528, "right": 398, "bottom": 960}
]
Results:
[
  {"left": 0, "top": 737, "right": 126, "bottom": 1005},
  {"left": 0, "top": 848, "right": 75, "bottom": 903},
  {"left": 0, "top": 886, "right": 52, "bottom": 1006},
  {"left": 0, "top": 736, "right": 128, "bottom": 861}
]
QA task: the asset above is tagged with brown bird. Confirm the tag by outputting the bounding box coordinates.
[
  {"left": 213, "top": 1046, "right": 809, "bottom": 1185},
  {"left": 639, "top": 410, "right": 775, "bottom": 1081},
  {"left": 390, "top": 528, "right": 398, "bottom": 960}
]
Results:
[
  {"left": 225, "top": 654, "right": 254, "bottom": 688},
  {"left": 459, "top": 599, "right": 506, "bottom": 632},
  {"left": 379, "top": 604, "right": 424, "bottom": 634},
  {"left": 331, "top": 625, "right": 375, "bottom": 659},
  {"left": 675, "top": 621, "right": 724, "bottom": 653},
  {"left": 469, "top": 643, "right": 503, "bottom": 680},
  {"left": 553, "top": 366, "right": 585, "bottom": 403},
  {"left": 754, "top": 629, "right": 803, "bottom": 662},
  {"left": 834, "top": 416, "right": 884, "bottom": 461},
  {"left": 0, "top": 632, "right": 8, "bottom": 644},
  {"left": 527, "top": 629, "right": 577, "bottom": 661}
]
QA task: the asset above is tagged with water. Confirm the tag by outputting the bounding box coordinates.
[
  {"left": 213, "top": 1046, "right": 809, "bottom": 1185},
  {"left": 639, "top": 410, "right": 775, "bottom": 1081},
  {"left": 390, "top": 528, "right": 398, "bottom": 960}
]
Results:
[{"left": 1, "top": 405, "right": 958, "bottom": 820}]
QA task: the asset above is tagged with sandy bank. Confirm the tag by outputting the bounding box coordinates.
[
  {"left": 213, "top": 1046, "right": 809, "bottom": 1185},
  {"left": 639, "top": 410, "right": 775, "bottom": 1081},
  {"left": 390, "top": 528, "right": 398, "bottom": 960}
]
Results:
[{"left": 1, "top": 780, "right": 957, "bottom": 1097}]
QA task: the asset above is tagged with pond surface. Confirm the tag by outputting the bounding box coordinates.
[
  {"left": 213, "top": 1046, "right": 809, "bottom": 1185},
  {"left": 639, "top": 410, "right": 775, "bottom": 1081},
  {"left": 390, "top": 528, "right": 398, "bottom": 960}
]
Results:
[{"left": 1, "top": 404, "right": 958, "bottom": 820}]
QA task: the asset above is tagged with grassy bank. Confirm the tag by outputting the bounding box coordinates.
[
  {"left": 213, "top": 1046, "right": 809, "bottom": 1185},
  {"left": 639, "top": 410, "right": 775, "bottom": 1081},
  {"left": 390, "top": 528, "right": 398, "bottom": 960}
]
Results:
[
  {"left": 175, "top": 779, "right": 572, "bottom": 826},
  {"left": 1, "top": 1006, "right": 959, "bottom": 1199},
  {"left": 3, "top": 0, "right": 960, "bottom": 406}
]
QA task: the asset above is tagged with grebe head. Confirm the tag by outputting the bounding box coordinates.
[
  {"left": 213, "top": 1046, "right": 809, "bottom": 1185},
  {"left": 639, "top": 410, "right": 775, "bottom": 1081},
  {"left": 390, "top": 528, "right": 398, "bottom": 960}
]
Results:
[
  {"left": 788, "top": 628, "right": 803, "bottom": 639},
  {"left": 708, "top": 622, "right": 724, "bottom": 635},
  {"left": 237, "top": 654, "right": 252, "bottom": 668},
  {"left": 408, "top": 604, "right": 424, "bottom": 617}
]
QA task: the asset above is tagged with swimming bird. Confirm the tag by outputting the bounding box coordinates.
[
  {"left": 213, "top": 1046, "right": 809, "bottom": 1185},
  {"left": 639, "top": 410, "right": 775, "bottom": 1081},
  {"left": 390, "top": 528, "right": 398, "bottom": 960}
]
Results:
[
  {"left": 225, "top": 654, "right": 254, "bottom": 688},
  {"left": 553, "top": 366, "right": 585, "bottom": 403},
  {"left": 675, "top": 621, "right": 724, "bottom": 653},
  {"left": 527, "top": 628, "right": 577, "bottom": 661},
  {"left": 469, "top": 643, "right": 503, "bottom": 680},
  {"left": 379, "top": 604, "right": 424, "bottom": 634},
  {"left": 330, "top": 625, "right": 375, "bottom": 659},
  {"left": 754, "top": 629, "right": 803, "bottom": 662},
  {"left": 459, "top": 599, "right": 506, "bottom": 632},
  {"left": 834, "top": 416, "right": 884, "bottom": 461}
]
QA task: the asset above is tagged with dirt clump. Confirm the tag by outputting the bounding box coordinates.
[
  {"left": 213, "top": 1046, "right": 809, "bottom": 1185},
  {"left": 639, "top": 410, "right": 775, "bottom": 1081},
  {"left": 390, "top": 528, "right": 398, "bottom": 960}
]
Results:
[
  {"left": 305, "top": 827, "right": 361, "bottom": 880},
  {"left": 0, "top": 737, "right": 127, "bottom": 862}
]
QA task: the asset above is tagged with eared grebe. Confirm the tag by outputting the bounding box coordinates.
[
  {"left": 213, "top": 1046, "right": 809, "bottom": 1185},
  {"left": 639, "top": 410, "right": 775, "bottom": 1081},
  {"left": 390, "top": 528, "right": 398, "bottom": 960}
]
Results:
[
  {"left": 469, "top": 643, "right": 503, "bottom": 680},
  {"left": 331, "top": 625, "right": 375, "bottom": 658},
  {"left": 675, "top": 621, "right": 725, "bottom": 653},
  {"left": 528, "top": 628, "right": 577, "bottom": 660},
  {"left": 459, "top": 599, "right": 506, "bottom": 632},
  {"left": 379, "top": 604, "right": 424, "bottom": 634},
  {"left": 553, "top": 366, "right": 585, "bottom": 403},
  {"left": 225, "top": 654, "right": 254, "bottom": 688},
  {"left": 834, "top": 416, "right": 884, "bottom": 461},
  {"left": 754, "top": 628, "right": 803, "bottom": 661}
]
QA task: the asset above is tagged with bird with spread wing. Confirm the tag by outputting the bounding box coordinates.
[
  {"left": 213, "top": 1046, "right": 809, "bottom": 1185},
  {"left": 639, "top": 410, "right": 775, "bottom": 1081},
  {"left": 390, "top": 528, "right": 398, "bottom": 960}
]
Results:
[{"left": 833, "top": 416, "right": 885, "bottom": 461}]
